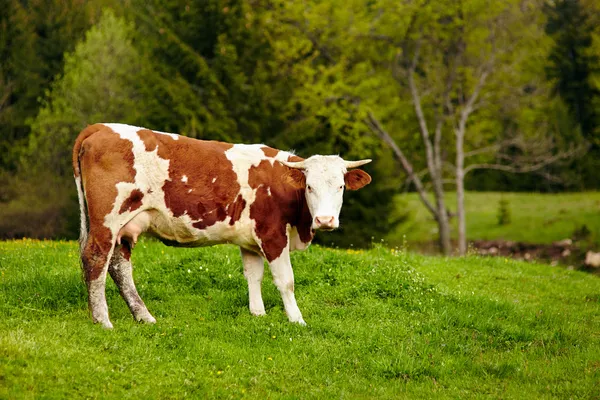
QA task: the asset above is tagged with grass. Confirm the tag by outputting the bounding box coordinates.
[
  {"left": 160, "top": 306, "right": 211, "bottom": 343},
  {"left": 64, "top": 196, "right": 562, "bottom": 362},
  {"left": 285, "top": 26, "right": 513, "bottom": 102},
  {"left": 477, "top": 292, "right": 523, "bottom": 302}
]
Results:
[
  {"left": 1, "top": 239, "right": 600, "bottom": 398},
  {"left": 388, "top": 191, "right": 600, "bottom": 246}
]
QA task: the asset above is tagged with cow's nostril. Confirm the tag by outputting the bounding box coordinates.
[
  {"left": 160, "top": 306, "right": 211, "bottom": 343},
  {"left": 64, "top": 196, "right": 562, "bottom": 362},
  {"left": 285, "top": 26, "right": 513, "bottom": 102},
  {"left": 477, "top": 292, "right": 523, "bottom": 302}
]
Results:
[{"left": 315, "top": 216, "right": 335, "bottom": 226}]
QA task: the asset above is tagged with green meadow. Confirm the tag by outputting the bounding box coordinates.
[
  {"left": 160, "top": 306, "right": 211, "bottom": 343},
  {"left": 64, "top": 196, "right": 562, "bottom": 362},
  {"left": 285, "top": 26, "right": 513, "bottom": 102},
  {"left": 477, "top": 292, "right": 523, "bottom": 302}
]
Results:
[
  {"left": 389, "top": 191, "right": 600, "bottom": 246},
  {"left": 1, "top": 239, "right": 599, "bottom": 398}
]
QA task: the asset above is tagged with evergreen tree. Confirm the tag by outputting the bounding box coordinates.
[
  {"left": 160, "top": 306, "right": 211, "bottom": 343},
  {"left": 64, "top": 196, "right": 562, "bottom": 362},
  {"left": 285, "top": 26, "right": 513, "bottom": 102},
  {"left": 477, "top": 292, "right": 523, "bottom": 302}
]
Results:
[
  {"left": 132, "top": 0, "right": 293, "bottom": 143},
  {"left": 0, "top": 10, "right": 148, "bottom": 239},
  {"left": 0, "top": 0, "right": 44, "bottom": 173},
  {"left": 545, "top": 0, "right": 599, "bottom": 140},
  {"left": 545, "top": 0, "right": 600, "bottom": 189}
]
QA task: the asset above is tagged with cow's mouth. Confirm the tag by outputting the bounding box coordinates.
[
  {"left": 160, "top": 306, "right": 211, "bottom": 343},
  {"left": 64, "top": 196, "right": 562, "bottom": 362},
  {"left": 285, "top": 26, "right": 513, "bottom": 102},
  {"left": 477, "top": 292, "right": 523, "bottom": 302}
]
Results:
[{"left": 319, "top": 227, "right": 335, "bottom": 232}]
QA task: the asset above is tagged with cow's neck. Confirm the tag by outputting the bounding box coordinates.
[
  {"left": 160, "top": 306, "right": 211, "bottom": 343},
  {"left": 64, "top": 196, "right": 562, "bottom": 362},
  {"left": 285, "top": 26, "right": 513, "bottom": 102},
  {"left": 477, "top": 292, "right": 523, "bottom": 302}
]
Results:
[{"left": 291, "top": 188, "right": 314, "bottom": 245}]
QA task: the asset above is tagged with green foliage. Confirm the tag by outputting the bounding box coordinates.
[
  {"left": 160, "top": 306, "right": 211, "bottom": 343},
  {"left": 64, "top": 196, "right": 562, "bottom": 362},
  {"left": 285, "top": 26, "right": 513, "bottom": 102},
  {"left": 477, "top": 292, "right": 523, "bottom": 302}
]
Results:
[
  {"left": 0, "top": 0, "right": 45, "bottom": 171},
  {"left": 0, "top": 0, "right": 111, "bottom": 172},
  {"left": 545, "top": 0, "right": 599, "bottom": 140},
  {"left": 2, "top": 0, "right": 600, "bottom": 243},
  {"left": 26, "top": 9, "right": 146, "bottom": 177},
  {"left": 544, "top": 0, "right": 600, "bottom": 189},
  {"left": 1, "top": 240, "right": 600, "bottom": 397},
  {"left": 2, "top": 10, "right": 148, "bottom": 240},
  {"left": 131, "top": 0, "right": 294, "bottom": 142}
]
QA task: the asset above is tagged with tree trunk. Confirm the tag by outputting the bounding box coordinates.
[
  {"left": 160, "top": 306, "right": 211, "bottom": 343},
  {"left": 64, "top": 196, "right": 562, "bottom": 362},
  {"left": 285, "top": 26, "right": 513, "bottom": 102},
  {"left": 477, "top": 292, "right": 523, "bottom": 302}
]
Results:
[
  {"left": 456, "top": 148, "right": 467, "bottom": 255},
  {"left": 435, "top": 191, "right": 452, "bottom": 255},
  {"left": 455, "top": 120, "right": 466, "bottom": 255}
]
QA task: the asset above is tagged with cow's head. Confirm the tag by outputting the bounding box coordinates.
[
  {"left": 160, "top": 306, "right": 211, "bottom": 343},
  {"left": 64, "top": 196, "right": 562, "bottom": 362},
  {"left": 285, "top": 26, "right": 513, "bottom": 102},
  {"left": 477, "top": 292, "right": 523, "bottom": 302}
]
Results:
[{"left": 281, "top": 156, "right": 372, "bottom": 231}]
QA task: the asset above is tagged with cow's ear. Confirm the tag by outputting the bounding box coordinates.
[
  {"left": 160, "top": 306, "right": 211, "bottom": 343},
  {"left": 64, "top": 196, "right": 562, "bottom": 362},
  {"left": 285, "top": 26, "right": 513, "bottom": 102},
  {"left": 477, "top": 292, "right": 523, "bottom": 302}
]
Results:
[
  {"left": 344, "top": 169, "right": 371, "bottom": 190},
  {"left": 283, "top": 169, "right": 306, "bottom": 189}
]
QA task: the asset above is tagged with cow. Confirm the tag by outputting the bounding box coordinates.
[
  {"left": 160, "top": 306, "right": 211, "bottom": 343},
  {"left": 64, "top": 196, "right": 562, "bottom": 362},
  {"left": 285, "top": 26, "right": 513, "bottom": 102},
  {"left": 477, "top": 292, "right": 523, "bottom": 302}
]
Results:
[{"left": 72, "top": 123, "right": 371, "bottom": 328}]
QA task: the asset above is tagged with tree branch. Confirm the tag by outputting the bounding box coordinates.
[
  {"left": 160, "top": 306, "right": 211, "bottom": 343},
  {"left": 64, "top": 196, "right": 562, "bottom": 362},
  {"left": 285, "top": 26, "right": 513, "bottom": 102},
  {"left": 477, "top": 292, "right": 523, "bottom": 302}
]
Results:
[
  {"left": 365, "top": 111, "right": 438, "bottom": 218},
  {"left": 463, "top": 143, "right": 587, "bottom": 175}
]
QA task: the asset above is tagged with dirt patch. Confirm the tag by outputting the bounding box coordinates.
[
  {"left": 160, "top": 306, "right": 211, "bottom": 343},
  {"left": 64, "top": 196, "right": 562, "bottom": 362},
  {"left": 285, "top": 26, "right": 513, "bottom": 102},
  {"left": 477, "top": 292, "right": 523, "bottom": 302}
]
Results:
[{"left": 470, "top": 239, "right": 598, "bottom": 271}]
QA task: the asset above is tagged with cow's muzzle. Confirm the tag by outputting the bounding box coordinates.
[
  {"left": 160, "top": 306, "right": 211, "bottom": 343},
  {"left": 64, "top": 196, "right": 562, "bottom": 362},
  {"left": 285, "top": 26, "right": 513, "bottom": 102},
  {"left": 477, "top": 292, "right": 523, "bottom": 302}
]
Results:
[{"left": 314, "top": 216, "right": 337, "bottom": 231}]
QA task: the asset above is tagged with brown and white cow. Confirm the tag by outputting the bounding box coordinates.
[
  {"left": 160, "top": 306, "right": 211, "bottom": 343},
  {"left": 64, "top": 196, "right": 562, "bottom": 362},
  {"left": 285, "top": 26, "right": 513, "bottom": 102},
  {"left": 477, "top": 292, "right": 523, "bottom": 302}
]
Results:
[{"left": 72, "top": 123, "right": 371, "bottom": 328}]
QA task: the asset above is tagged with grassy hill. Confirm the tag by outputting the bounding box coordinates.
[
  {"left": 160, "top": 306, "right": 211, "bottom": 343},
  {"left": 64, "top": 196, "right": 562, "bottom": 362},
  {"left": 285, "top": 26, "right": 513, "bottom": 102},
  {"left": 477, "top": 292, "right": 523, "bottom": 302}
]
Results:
[
  {"left": 387, "top": 191, "right": 600, "bottom": 247},
  {"left": 1, "top": 239, "right": 600, "bottom": 398}
]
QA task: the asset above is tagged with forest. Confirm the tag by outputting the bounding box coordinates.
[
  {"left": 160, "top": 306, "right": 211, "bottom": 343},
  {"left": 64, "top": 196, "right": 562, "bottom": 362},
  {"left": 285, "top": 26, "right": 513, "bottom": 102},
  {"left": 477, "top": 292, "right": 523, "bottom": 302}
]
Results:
[{"left": 1, "top": 0, "right": 599, "bottom": 253}]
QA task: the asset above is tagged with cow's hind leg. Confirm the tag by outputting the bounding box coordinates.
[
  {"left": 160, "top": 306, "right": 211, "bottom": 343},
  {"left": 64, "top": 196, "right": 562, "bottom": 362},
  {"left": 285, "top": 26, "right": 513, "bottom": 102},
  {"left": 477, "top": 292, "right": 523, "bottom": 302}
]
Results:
[
  {"left": 241, "top": 248, "right": 266, "bottom": 316},
  {"left": 81, "top": 228, "right": 115, "bottom": 329},
  {"left": 108, "top": 241, "right": 156, "bottom": 324}
]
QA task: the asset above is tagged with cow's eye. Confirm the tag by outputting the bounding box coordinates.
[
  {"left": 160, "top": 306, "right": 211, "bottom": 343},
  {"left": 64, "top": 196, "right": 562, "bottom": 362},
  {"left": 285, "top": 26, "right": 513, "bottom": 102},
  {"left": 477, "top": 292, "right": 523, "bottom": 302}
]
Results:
[
  {"left": 307, "top": 185, "right": 312, "bottom": 192},
  {"left": 339, "top": 185, "right": 344, "bottom": 190}
]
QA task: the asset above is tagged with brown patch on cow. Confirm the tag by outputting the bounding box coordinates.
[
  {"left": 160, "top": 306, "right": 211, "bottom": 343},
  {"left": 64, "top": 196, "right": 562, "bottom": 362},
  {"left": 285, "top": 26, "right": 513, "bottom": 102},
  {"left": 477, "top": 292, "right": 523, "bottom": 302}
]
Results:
[
  {"left": 261, "top": 146, "right": 279, "bottom": 158},
  {"left": 137, "top": 129, "right": 159, "bottom": 152},
  {"left": 227, "top": 194, "right": 247, "bottom": 225},
  {"left": 287, "top": 154, "right": 304, "bottom": 162},
  {"left": 136, "top": 129, "right": 242, "bottom": 230},
  {"left": 344, "top": 169, "right": 371, "bottom": 190},
  {"left": 282, "top": 169, "right": 306, "bottom": 189},
  {"left": 82, "top": 226, "right": 114, "bottom": 281},
  {"left": 79, "top": 125, "right": 136, "bottom": 230},
  {"left": 119, "top": 241, "right": 132, "bottom": 261},
  {"left": 119, "top": 189, "right": 144, "bottom": 214},
  {"left": 249, "top": 160, "right": 313, "bottom": 262},
  {"left": 72, "top": 124, "right": 108, "bottom": 178}
]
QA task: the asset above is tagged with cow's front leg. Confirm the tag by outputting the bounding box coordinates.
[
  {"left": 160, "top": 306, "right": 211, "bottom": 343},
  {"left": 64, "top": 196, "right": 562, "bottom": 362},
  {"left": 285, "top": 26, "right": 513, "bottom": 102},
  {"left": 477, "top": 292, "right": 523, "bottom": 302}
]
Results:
[
  {"left": 267, "top": 247, "right": 306, "bottom": 325},
  {"left": 240, "top": 248, "right": 266, "bottom": 316}
]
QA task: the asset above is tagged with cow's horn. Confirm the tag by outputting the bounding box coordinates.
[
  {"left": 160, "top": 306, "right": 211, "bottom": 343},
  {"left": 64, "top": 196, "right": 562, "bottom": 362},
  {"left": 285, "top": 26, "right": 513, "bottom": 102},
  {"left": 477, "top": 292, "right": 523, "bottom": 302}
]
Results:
[
  {"left": 280, "top": 160, "right": 306, "bottom": 169},
  {"left": 344, "top": 159, "right": 372, "bottom": 169}
]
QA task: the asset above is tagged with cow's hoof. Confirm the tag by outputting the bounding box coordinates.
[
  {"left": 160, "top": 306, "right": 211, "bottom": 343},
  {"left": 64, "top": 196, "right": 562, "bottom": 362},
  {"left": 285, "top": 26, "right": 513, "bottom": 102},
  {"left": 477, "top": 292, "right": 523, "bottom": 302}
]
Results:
[
  {"left": 135, "top": 312, "right": 157, "bottom": 324},
  {"left": 250, "top": 308, "right": 266, "bottom": 316},
  {"left": 95, "top": 320, "right": 114, "bottom": 329},
  {"left": 293, "top": 319, "right": 307, "bottom": 326}
]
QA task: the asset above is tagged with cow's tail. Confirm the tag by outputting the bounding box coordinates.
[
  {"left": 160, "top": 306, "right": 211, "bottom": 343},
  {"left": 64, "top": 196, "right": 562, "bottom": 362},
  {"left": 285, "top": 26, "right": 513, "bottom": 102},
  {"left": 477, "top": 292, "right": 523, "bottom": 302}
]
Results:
[{"left": 72, "top": 124, "right": 105, "bottom": 255}]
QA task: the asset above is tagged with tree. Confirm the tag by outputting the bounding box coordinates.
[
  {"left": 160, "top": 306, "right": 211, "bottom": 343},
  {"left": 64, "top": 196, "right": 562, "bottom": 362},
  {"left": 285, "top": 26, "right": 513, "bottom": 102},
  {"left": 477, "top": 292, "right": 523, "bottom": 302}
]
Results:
[
  {"left": 264, "top": 1, "right": 406, "bottom": 246},
  {"left": 276, "top": 0, "right": 583, "bottom": 254},
  {"left": 544, "top": 0, "right": 600, "bottom": 189},
  {"left": 1, "top": 10, "right": 149, "bottom": 239},
  {"left": 26, "top": 10, "right": 148, "bottom": 177},
  {"left": 0, "top": 0, "right": 44, "bottom": 173},
  {"left": 132, "top": 0, "right": 295, "bottom": 143}
]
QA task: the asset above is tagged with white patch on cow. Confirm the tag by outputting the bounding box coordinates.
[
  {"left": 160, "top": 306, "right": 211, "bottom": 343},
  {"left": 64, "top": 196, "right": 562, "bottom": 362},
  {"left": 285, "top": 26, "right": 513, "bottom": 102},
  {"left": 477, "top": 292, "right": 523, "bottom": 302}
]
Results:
[
  {"left": 101, "top": 124, "right": 172, "bottom": 239},
  {"left": 181, "top": 175, "right": 188, "bottom": 183},
  {"left": 289, "top": 226, "right": 310, "bottom": 251},
  {"left": 212, "top": 177, "right": 217, "bottom": 183},
  {"left": 267, "top": 187, "right": 272, "bottom": 197},
  {"left": 301, "top": 156, "right": 347, "bottom": 230},
  {"left": 224, "top": 144, "right": 267, "bottom": 246},
  {"left": 188, "top": 189, "right": 192, "bottom": 193},
  {"left": 103, "top": 123, "right": 179, "bottom": 140},
  {"left": 75, "top": 175, "right": 88, "bottom": 253}
]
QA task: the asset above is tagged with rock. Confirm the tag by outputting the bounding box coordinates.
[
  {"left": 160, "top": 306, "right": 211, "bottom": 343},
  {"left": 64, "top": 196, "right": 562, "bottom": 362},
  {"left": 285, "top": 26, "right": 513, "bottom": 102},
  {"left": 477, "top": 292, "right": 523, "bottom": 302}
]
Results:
[
  {"left": 585, "top": 251, "right": 600, "bottom": 268},
  {"left": 554, "top": 238, "right": 573, "bottom": 247},
  {"left": 561, "top": 249, "right": 571, "bottom": 257}
]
